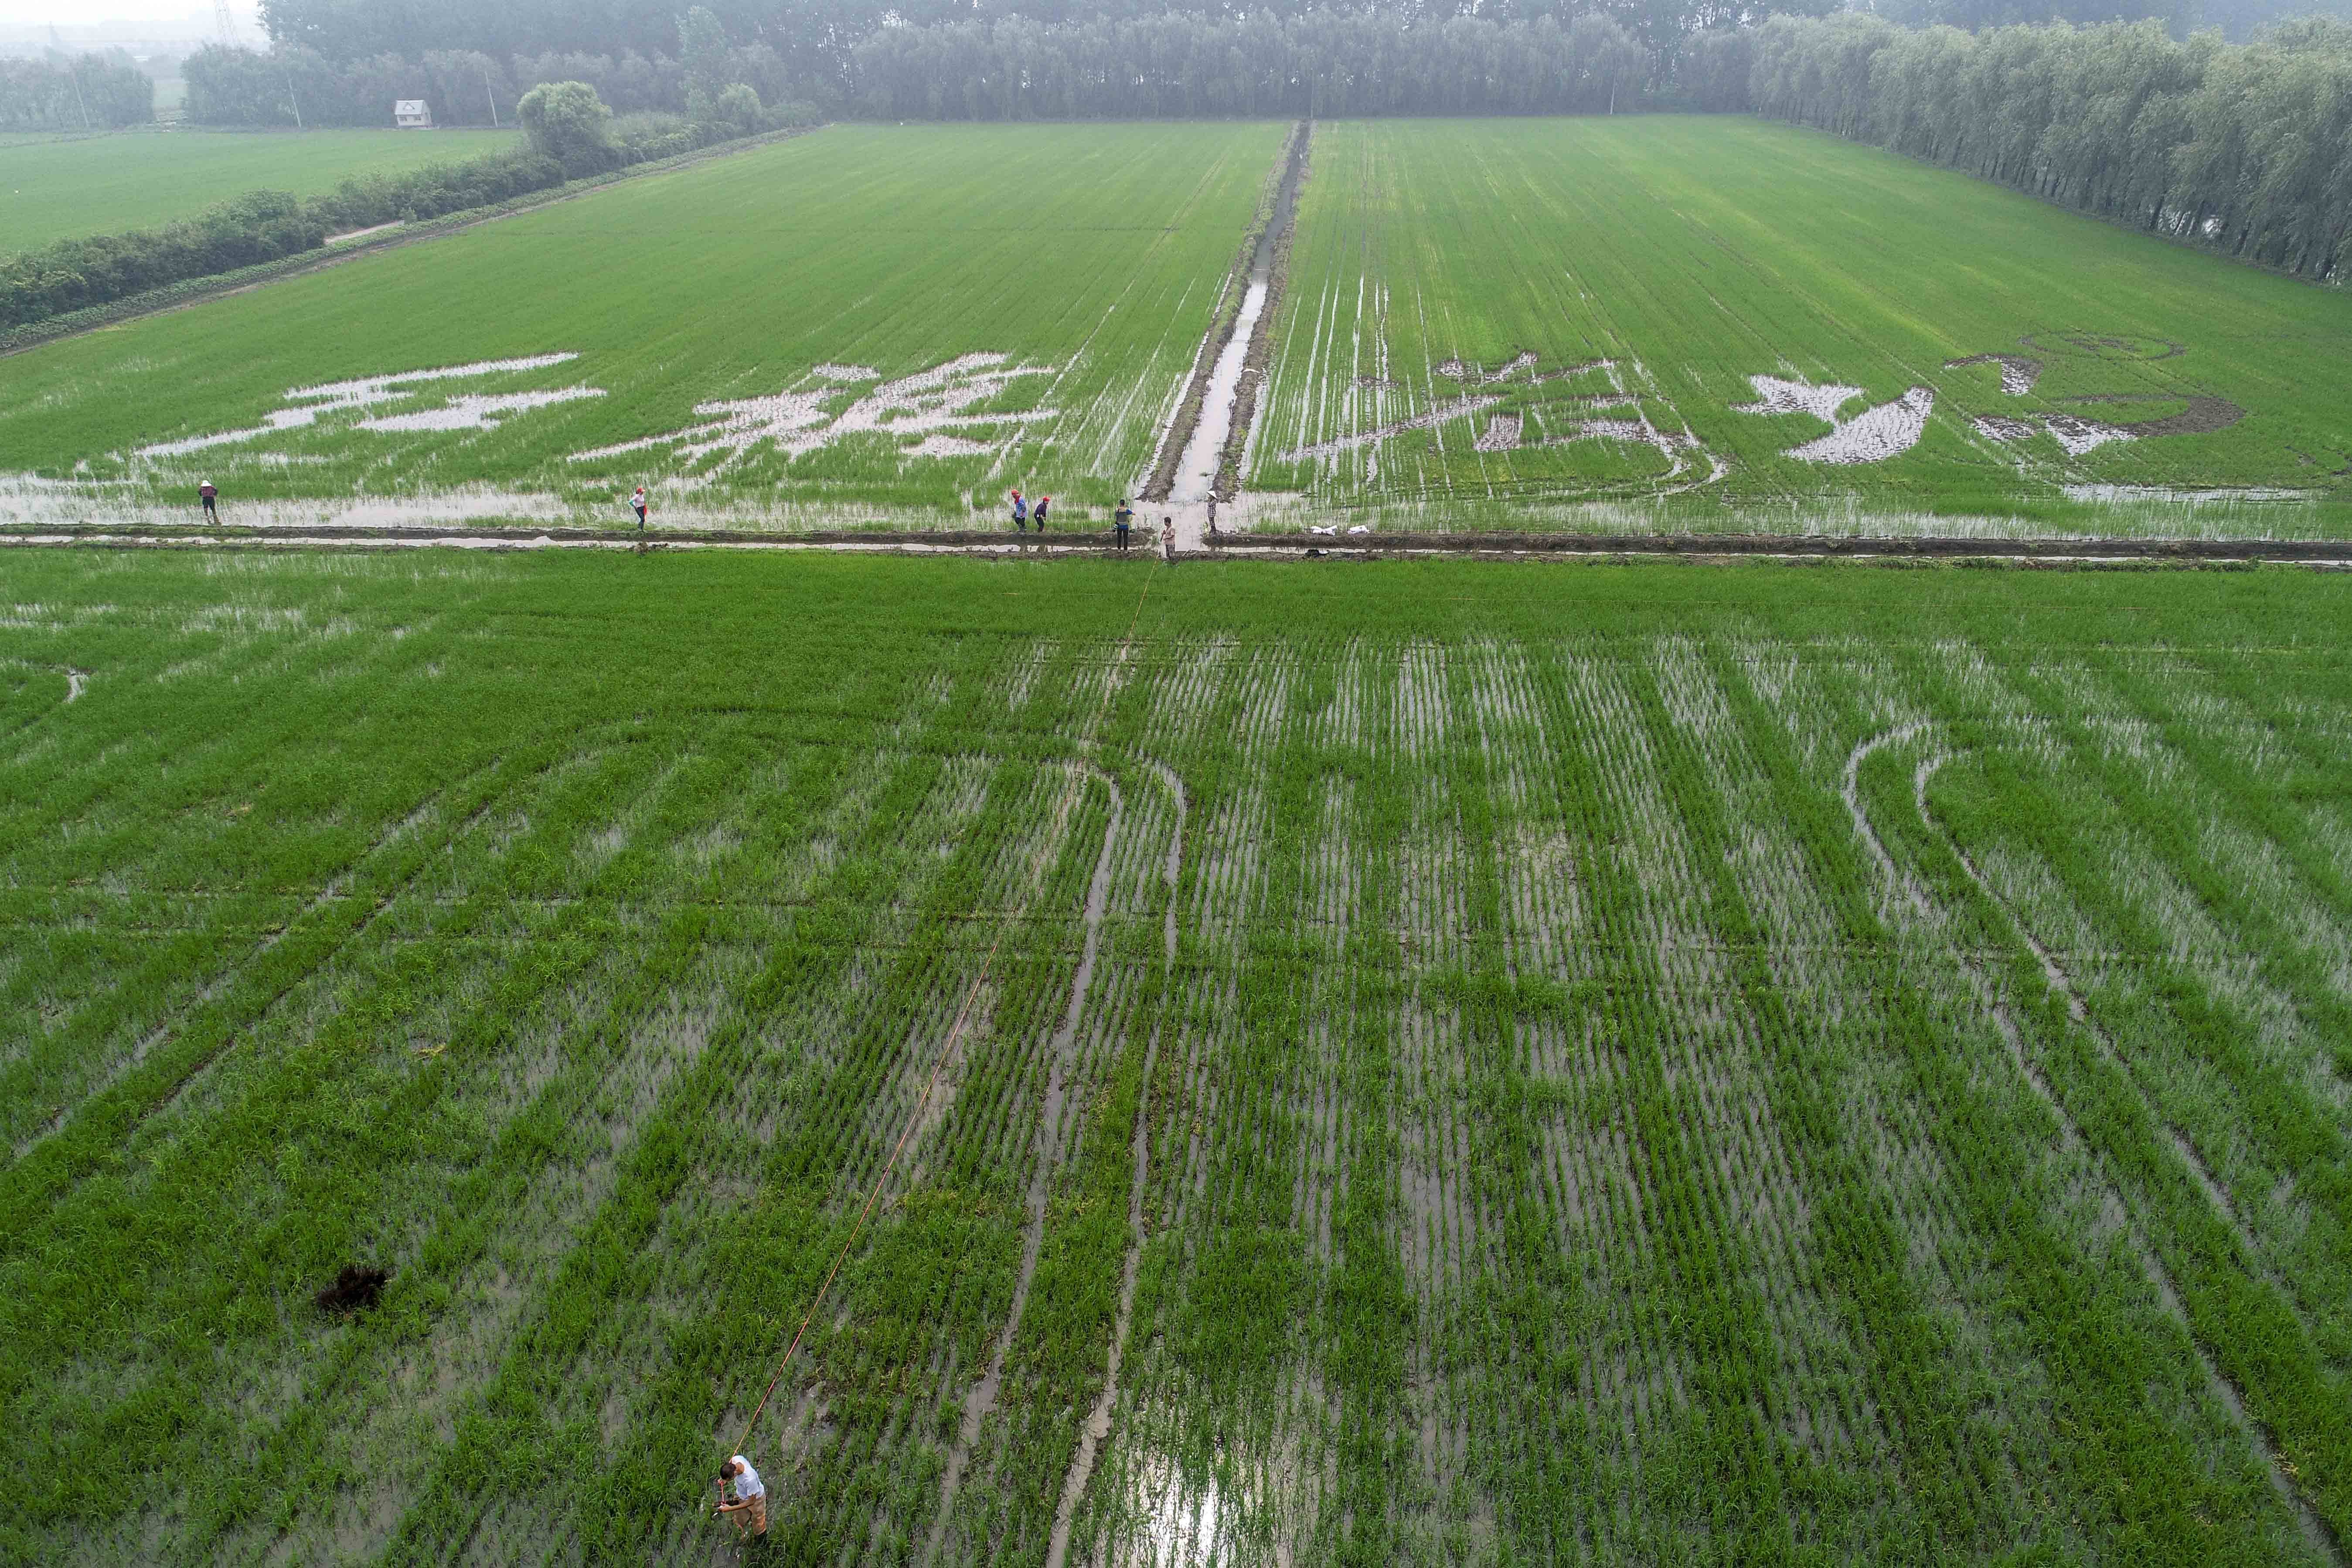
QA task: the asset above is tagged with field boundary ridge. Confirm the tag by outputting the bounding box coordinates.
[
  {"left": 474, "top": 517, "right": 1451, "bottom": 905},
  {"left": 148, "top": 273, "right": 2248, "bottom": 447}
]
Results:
[
  {"left": 10, "top": 519, "right": 2352, "bottom": 566},
  {"left": 1203, "top": 529, "right": 2352, "bottom": 564},
  {"left": 0, "top": 522, "right": 1161, "bottom": 554}
]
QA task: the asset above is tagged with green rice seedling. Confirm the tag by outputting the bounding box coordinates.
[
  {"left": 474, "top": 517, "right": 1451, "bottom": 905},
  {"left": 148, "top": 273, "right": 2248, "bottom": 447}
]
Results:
[
  {"left": 4, "top": 548, "right": 2352, "bottom": 1564},
  {"left": 1247, "top": 118, "right": 2352, "bottom": 538},
  {"left": 0, "top": 122, "right": 1286, "bottom": 532}
]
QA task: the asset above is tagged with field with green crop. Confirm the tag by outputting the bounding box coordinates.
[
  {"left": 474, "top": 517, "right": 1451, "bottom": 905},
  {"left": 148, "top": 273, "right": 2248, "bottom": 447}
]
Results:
[
  {"left": 7, "top": 116, "right": 2349, "bottom": 542},
  {"left": 4, "top": 547, "right": 2350, "bottom": 1565},
  {"left": 1246, "top": 117, "right": 2352, "bottom": 534},
  {"left": 0, "top": 122, "right": 1284, "bottom": 531},
  {"left": 0, "top": 128, "right": 518, "bottom": 250}
]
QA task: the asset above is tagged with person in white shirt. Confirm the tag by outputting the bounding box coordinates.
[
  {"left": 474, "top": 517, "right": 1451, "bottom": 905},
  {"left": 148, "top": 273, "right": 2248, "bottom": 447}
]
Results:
[
  {"left": 631, "top": 486, "right": 648, "bottom": 528},
  {"left": 716, "top": 1454, "right": 767, "bottom": 1538}
]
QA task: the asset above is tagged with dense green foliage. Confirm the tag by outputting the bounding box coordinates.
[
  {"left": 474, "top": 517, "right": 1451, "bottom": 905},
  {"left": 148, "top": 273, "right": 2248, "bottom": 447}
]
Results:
[
  {"left": 514, "top": 80, "right": 616, "bottom": 174},
  {"left": 3, "top": 548, "right": 2350, "bottom": 1564},
  {"left": 1249, "top": 118, "right": 2352, "bottom": 530},
  {"left": 0, "top": 129, "right": 514, "bottom": 253},
  {"left": 0, "top": 190, "right": 329, "bottom": 330},
  {"left": 194, "top": 14, "right": 1655, "bottom": 126},
  {"left": 0, "top": 122, "right": 1283, "bottom": 522},
  {"left": 184, "top": 28, "right": 815, "bottom": 130},
  {"left": 1746, "top": 14, "right": 2352, "bottom": 281},
  {"left": 248, "top": 0, "right": 1813, "bottom": 82},
  {"left": 0, "top": 53, "right": 154, "bottom": 132},
  {"left": 249, "top": 0, "right": 2352, "bottom": 83},
  {"left": 849, "top": 12, "right": 1647, "bottom": 119}
]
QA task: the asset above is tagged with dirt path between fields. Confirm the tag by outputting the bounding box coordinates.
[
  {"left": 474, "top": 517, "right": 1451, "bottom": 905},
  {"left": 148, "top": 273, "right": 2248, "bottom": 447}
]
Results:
[{"left": 14, "top": 520, "right": 2352, "bottom": 567}]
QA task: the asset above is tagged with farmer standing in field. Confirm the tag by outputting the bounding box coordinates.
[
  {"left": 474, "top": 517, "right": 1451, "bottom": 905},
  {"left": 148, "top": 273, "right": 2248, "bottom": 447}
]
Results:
[
  {"left": 198, "top": 479, "right": 218, "bottom": 520},
  {"left": 1114, "top": 498, "right": 1133, "bottom": 551},
  {"left": 1009, "top": 488, "right": 1028, "bottom": 532},
  {"left": 1033, "top": 494, "right": 1051, "bottom": 531},
  {"left": 715, "top": 1455, "right": 768, "bottom": 1540},
  {"left": 631, "top": 485, "right": 648, "bottom": 530}
]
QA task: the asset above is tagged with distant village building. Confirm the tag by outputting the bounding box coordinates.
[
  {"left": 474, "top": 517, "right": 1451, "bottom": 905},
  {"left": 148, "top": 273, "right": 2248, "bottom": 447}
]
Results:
[{"left": 394, "top": 100, "right": 433, "bottom": 129}]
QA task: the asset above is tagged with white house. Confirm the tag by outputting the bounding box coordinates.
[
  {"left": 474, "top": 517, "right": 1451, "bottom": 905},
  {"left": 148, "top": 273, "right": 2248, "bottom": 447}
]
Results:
[{"left": 394, "top": 100, "right": 433, "bottom": 129}]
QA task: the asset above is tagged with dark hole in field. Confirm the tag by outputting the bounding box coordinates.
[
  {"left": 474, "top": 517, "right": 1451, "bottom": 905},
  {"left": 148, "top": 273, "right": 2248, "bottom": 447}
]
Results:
[{"left": 315, "top": 1265, "right": 390, "bottom": 1316}]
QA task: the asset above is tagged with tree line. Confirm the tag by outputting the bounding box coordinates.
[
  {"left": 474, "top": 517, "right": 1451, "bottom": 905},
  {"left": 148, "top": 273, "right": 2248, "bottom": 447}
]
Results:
[
  {"left": 195, "top": 10, "right": 1658, "bottom": 126},
  {"left": 1736, "top": 13, "right": 2352, "bottom": 280},
  {"left": 183, "top": 30, "right": 814, "bottom": 128},
  {"left": 249, "top": 0, "right": 2349, "bottom": 77},
  {"left": 198, "top": 12, "right": 1652, "bottom": 126},
  {"left": 0, "top": 52, "right": 154, "bottom": 132},
  {"left": 851, "top": 12, "right": 1650, "bottom": 119}
]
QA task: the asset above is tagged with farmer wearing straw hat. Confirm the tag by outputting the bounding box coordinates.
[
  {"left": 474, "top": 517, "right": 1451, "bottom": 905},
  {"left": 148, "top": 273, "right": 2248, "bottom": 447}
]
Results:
[
  {"left": 715, "top": 1454, "right": 768, "bottom": 1539},
  {"left": 198, "top": 479, "right": 218, "bottom": 520}
]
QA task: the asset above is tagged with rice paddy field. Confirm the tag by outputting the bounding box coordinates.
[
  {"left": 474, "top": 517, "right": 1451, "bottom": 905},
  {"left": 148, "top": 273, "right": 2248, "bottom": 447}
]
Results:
[
  {"left": 0, "top": 128, "right": 520, "bottom": 250},
  {"left": 0, "top": 122, "right": 1284, "bottom": 531},
  {"left": 5, "top": 547, "right": 2351, "bottom": 1565},
  {"left": 3, "top": 117, "right": 2349, "bottom": 541},
  {"left": 1245, "top": 118, "right": 2352, "bottom": 535}
]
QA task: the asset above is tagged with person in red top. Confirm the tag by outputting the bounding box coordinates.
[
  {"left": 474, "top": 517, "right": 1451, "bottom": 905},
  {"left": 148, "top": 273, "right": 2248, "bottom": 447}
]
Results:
[{"left": 198, "top": 480, "right": 218, "bottom": 519}]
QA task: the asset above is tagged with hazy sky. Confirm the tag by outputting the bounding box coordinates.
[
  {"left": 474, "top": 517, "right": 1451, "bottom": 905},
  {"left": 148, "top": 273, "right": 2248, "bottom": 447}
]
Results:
[{"left": 0, "top": 2, "right": 259, "bottom": 32}]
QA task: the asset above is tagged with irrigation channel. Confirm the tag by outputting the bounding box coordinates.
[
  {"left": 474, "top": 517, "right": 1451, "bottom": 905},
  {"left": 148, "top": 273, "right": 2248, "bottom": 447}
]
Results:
[{"left": 1144, "top": 120, "right": 1310, "bottom": 551}]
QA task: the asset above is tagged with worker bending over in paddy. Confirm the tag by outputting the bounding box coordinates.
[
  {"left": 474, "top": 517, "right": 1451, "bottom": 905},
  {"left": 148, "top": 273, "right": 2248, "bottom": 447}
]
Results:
[
  {"left": 1033, "top": 494, "right": 1051, "bottom": 531},
  {"left": 715, "top": 1455, "right": 768, "bottom": 1539}
]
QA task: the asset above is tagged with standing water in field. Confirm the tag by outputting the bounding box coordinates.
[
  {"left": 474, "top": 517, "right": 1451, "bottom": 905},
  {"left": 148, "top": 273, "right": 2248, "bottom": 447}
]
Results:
[
  {"left": 1170, "top": 279, "right": 1267, "bottom": 504},
  {"left": 1163, "top": 125, "right": 1307, "bottom": 512}
]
